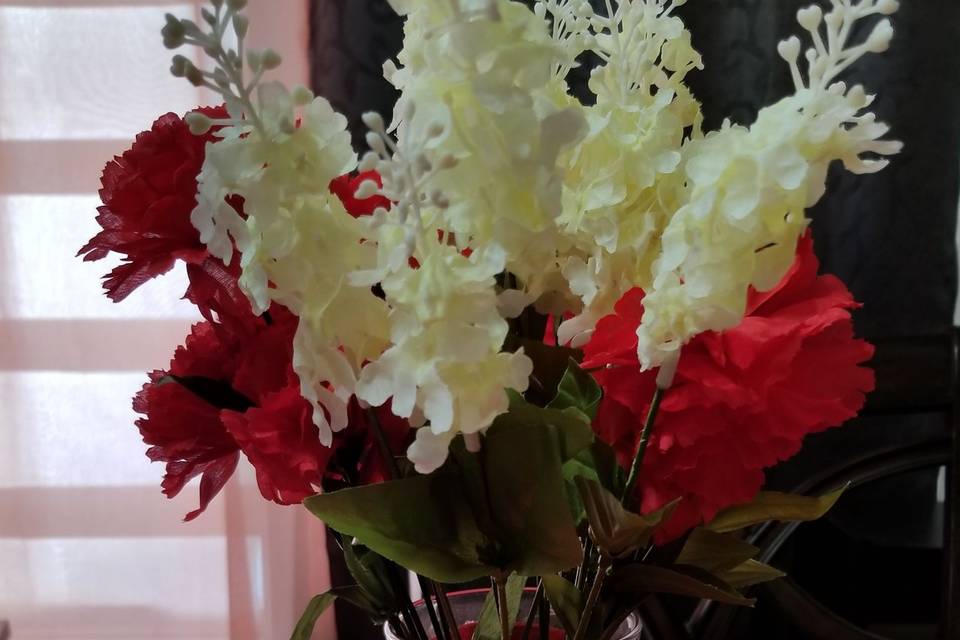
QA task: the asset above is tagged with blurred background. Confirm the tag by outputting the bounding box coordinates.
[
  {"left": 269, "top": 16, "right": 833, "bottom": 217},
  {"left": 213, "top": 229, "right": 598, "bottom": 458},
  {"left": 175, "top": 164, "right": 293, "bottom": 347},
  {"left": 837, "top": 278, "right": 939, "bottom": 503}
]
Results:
[{"left": 3, "top": 0, "right": 960, "bottom": 639}]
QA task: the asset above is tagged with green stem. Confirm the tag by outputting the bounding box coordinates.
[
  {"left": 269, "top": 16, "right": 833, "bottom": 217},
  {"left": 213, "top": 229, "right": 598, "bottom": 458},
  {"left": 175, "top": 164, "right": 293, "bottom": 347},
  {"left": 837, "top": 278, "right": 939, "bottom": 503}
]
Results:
[
  {"left": 572, "top": 557, "right": 611, "bottom": 640},
  {"left": 367, "top": 409, "right": 448, "bottom": 640},
  {"left": 620, "top": 386, "right": 664, "bottom": 509},
  {"left": 495, "top": 575, "right": 511, "bottom": 640},
  {"left": 435, "top": 582, "right": 459, "bottom": 639},
  {"left": 521, "top": 580, "right": 544, "bottom": 640}
]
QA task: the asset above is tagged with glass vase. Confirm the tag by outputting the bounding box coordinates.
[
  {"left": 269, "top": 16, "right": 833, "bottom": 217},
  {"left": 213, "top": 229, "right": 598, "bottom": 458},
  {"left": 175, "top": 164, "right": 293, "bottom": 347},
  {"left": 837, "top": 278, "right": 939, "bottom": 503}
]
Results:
[{"left": 384, "top": 588, "right": 642, "bottom": 640}]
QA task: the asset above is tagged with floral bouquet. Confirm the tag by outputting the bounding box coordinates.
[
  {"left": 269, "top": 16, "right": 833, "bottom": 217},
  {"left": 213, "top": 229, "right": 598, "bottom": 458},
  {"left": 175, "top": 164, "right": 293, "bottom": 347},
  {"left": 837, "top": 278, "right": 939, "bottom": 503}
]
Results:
[{"left": 80, "top": 0, "right": 900, "bottom": 638}]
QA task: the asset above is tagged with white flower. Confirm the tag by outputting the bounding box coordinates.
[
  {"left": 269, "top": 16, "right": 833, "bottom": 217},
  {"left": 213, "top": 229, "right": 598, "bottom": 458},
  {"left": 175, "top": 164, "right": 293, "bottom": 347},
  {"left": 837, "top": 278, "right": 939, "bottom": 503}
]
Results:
[{"left": 636, "top": 0, "right": 902, "bottom": 369}]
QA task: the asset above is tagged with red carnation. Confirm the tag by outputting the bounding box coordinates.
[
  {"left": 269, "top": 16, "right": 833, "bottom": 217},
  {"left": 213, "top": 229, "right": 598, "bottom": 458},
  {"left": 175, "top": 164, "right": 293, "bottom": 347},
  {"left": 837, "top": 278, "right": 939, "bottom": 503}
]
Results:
[
  {"left": 135, "top": 304, "right": 411, "bottom": 520},
  {"left": 329, "top": 170, "right": 391, "bottom": 216},
  {"left": 583, "top": 234, "right": 875, "bottom": 541},
  {"left": 135, "top": 322, "right": 247, "bottom": 521},
  {"left": 79, "top": 106, "right": 229, "bottom": 302}
]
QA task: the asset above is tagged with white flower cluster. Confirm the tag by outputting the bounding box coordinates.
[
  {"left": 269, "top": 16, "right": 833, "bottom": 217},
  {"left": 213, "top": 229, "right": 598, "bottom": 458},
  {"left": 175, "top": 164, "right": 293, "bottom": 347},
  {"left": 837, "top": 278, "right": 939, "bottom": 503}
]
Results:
[
  {"left": 169, "top": 0, "right": 899, "bottom": 471},
  {"left": 636, "top": 0, "right": 901, "bottom": 369}
]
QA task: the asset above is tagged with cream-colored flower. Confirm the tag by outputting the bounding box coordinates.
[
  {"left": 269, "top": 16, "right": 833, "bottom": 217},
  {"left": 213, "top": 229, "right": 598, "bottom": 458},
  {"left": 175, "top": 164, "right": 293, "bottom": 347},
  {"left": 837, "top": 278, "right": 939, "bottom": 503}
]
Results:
[
  {"left": 637, "top": 0, "right": 902, "bottom": 369},
  {"left": 553, "top": 0, "right": 702, "bottom": 347},
  {"left": 355, "top": 243, "right": 532, "bottom": 473}
]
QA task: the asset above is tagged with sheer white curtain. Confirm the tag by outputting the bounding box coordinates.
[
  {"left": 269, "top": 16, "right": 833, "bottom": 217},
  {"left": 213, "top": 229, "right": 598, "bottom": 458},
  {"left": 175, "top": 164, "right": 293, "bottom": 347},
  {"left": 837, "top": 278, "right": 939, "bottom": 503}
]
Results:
[{"left": 0, "top": 1, "right": 335, "bottom": 638}]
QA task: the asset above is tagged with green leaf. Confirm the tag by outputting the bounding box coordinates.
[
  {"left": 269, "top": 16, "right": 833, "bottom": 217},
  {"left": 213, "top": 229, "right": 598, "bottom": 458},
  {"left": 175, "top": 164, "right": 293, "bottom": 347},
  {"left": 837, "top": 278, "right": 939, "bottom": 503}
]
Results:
[
  {"left": 541, "top": 575, "right": 582, "bottom": 637},
  {"left": 483, "top": 406, "right": 588, "bottom": 575},
  {"left": 290, "top": 586, "right": 382, "bottom": 639},
  {"left": 706, "top": 485, "right": 848, "bottom": 534},
  {"left": 608, "top": 564, "right": 756, "bottom": 607},
  {"left": 472, "top": 574, "right": 526, "bottom": 640},
  {"left": 675, "top": 528, "right": 760, "bottom": 574},
  {"left": 304, "top": 474, "right": 495, "bottom": 583},
  {"left": 563, "top": 442, "right": 625, "bottom": 525},
  {"left": 506, "top": 337, "right": 582, "bottom": 406},
  {"left": 290, "top": 592, "right": 337, "bottom": 640},
  {"left": 504, "top": 391, "right": 595, "bottom": 460},
  {"left": 575, "top": 476, "right": 679, "bottom": 559},
  {"left": 549, "top": 359, "right": 602, "bottom": 421},
  {"left": 719, "top": 559, "right": 786, "bottom": 589},
  {"left": 341, "top": 541, "right": 397, "bottom": 613}
]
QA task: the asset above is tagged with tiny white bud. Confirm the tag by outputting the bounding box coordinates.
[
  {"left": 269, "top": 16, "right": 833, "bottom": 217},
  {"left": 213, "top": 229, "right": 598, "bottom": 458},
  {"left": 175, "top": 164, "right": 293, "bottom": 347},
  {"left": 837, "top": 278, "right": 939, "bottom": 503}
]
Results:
[
  {"left": 777, "top": 36, "right": 801, "bottom": 63},
  {"left": 365, "top": 131, "right": 387, "bottom": 155},
  {"left": 185, "top": 111, "right": 213, "bottom": 135},
  {"left": 261, "top": 48, "right": 282, "bottom": 70},
  {"left": 362, "top": 111, "right": 386, "bottom": 133},
  {"left": 355, "top": 180, "right": 381, "bottom": 199},
  {"left": 866, "top": 18, "right": 894, "bottom": 53},
  {"left": 291, "top": 84, "right": 314, "bottom": 106},
  {"left": 359, "top": 152, "right": 379, "bottom": 172},
  {"left": 797, "top": 6, "right": 823, "bottom": 31},
  {"left": 828, "top": 80, "right": 847, "bottom": 95},
  {"left": 877, "top": 0, "right": 899, "bottom": 15}
]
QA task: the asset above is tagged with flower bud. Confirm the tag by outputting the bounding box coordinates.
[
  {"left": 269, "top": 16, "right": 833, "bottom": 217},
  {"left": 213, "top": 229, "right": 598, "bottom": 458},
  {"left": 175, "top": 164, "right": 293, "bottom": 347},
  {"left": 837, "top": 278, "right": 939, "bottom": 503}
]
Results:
[
  {"left": 211, "top": 0, "right": 224, "bottom": 6},
  {"left": 201, "top": 7, "right": 217, "bottom": 26},
  {"left": 366, "top": 131, "right": 387, "bottom": 155},
  {"left": 232, "top": 14, "right": 249, "bottom": 39},
  {"left": 797, "top": 5, "right": 822, "bottom": 31},
  {"left": 291, "top": 84, "right": 314, "bottom": 106},
  {"left": 186, "top": 65, "right": 205, "bottom": 87},
  {"left": 776, "top": 36, "right": 801, "bottom": 63},
  {"left": 170, "top": 54, "right": 190, "bottom": 77},
  {"left": 866, "top": 18, "right": 894, "bottom": 53},
  {"left": 359, "top": 151, "right": 379, "bottom": 172},
  {"left": 261, "top": 48, "right": 282, "bottom": 70},
  {"left": 185, "top": 111, "right": 213, "bottom": 135},
  {"left": 877, "top": 0, "right": 899, "bottom": 15},
  {"left": 362, "top": 111, "right": 386, "bottom": 133},
  {"left": 161, "top": 14, "right": 186, "bottom": 49},
  {"left": 226, "top": 0, "right": 247, "bottom": 9}
]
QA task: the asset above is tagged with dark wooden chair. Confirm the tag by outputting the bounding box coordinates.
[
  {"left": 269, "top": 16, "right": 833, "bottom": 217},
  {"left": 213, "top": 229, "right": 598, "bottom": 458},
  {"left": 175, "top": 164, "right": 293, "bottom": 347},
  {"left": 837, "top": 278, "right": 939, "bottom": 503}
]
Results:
[{"left": 640, "top": 334, "right": 960, "bottom": 640}]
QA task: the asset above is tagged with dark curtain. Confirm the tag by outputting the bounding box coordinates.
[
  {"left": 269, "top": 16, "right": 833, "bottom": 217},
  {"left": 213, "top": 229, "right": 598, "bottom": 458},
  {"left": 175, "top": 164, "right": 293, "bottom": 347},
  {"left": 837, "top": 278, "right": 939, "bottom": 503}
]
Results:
[{"left": 309, "top": 1, "right": 960, "bottom": 637}]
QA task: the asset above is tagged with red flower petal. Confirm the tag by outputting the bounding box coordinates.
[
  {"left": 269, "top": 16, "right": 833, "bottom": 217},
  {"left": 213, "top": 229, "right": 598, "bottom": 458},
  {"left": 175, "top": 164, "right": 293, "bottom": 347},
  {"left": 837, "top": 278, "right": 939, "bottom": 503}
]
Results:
[{"left": 585, "top": 233, "right": 875, "bottom": 541}]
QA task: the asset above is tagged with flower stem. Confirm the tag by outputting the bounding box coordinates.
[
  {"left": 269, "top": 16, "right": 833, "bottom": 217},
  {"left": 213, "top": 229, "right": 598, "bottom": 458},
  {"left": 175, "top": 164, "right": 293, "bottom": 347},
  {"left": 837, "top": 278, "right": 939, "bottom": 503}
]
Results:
[
  {"left": 572, "top": 557, "right": 611, "bottom": 640},
  {"left": 521, "top": 580, "right": 544, "bottom": 640},
  {"left": 621, "top": 386, "right": 664, "bottom": 509},
  {"left": 367, "top": 407, "right": 401, "bottom": 480},
  {"left": 367, "top": 408, "right": 452, "bottom": 640},
  {"left": 495, "top": 575, "right": 511, "bottom": 640}
]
